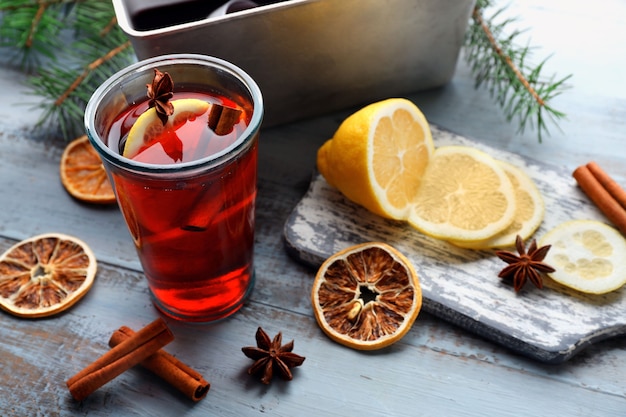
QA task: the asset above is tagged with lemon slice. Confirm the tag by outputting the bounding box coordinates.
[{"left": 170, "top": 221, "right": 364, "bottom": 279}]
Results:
[
  {"left": 407, "top": 146, "right": 516, "bottom": 242},
  {"left": 317, "top": 98, "right": 434, "bottom": 220},
  {"left": 539, "top": 220, "right": 626, "bottom": 294},
  {"left": 311, "top": 242, "right": 422, "bottom": 350},
  {"left": 123, "top": 98, "right": 210, "bottom": 159},
  {"left": 451, "top": 161, "right": 544, "bottom": 249}
]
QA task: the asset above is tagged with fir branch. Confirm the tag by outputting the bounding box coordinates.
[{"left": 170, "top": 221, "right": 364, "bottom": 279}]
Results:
[
  {"left": 0, "top": 0, "right": 75, "bottom": 68},
  {"left": 26, "top": 0, "right": 134, "bottom": 139},
  {"left": 466, "top": 0, "right": 572, "bottom": 141},
  {"left": 54, "top": 40, "right": 131, "bottom": 107}
]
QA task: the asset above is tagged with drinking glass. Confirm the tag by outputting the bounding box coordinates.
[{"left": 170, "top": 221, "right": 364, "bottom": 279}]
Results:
[{"left": 85, "top": 54, "right": 263, "bottom": 322}]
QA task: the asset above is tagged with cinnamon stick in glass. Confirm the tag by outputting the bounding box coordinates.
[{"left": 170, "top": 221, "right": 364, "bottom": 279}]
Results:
[
  {"left": 109, "top": 326, "right": 210, "bottom": 402},
  {"left": 208, "top": 104, "right": 242, "bottom": 135},
  {"left": 66, "top": 318, "right": 174, "bottom": 401},
  {"left": 573, "top": 164, "right": 626, "bottom": 235}
]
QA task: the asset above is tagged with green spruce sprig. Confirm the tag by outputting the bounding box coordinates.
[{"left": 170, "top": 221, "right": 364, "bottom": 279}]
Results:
[
  {"left": 28, "top": 0, "right": 134, "bottom": 139},
  {"left": 465, "top": 0, "right": 571, "bottom": 141},
  {"left": 0, "top": 0, "right": 74, "bottom": 70},
  {"left": 1, "top": 0, "right": 134, "bottom": 139}
]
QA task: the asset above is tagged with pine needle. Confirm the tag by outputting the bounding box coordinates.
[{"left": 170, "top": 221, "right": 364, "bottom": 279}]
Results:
[{"left": 13, "top": 0, "right": 135, "bottom": 139}]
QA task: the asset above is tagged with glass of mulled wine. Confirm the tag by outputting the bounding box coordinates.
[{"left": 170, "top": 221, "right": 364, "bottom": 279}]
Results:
[{"left": 85, "top": 54, "right": 263, "bottom": 322}]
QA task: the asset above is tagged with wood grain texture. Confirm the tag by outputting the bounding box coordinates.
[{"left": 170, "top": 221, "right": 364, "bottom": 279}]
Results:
[{"left": 284, "top": 126, "right": 625, "bottom": 363}]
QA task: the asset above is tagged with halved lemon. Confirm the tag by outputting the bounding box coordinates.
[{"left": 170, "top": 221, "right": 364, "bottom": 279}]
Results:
[
  {"left": 60, "top": 135, "right": 116, "bottom": 204},
  {"left": 311, "top": 242, "right": 422, "bottom": 350},
  {"left": 539, "top": 220, "right": 626, "bottom": 294},
  {"left": 123, "top": 98, "right": 210, "bottom": 159},
  {"left": 451, "top": 161, "right": 544, "bottom": 249},
  {"left": 408, "top": 146, "right": 516, "bottom": 242},
  {"left": 0, "top": 233, "right": 97, "bottom": 317},
  {"left": 317, "top": 98, "right": 434, "bottom": 220}
]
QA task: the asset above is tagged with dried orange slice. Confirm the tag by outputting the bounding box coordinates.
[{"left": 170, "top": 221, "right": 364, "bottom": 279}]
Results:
[
  {"left": 311, "top": 242, "right": 422, "bottom": 350},
  {"left": 0, "top": 233, "right": 97, "bottom": 318},
  {"left": 60, "top": 135, "right": 116, "bottom": 204}
]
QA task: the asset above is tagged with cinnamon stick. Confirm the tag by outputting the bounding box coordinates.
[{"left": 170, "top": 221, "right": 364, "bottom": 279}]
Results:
[
  {"left": 66, "top": 318, "right": 174, "bottom": 401},
  {"left": 109, "top": 326, "right": 210, "bottom": 402},
  {"left": 586, "top": 162, "right": 626, "bottom": 209},
  {"left": 208, "top": 104, "right": 242, "bottom": 135},
  {"left": 573, "top": 164, "right": 626, "bottom": 235}
]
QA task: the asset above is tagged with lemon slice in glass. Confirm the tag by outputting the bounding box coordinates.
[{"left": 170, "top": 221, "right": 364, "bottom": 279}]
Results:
[{"left": 123, "top": 98, "right": 210, "bottom": 159}]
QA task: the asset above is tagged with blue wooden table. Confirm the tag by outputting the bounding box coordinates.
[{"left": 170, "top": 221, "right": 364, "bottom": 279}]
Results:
[{"left": 1, "top": 0, "right": 625, "bottom": 415}]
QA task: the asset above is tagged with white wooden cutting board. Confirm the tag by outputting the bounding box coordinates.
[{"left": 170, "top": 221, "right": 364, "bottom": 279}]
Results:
[{"left": 283, "top": 126, "right": 626, "bottom": 363}]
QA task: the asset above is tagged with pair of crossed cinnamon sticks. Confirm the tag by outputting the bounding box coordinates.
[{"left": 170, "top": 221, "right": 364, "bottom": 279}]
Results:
[
  {"left": 66, "top": 318, "right": 209, "bottom": 402},
  {"left": 573, "top": 162, "right": 626, "bottom": 235}
]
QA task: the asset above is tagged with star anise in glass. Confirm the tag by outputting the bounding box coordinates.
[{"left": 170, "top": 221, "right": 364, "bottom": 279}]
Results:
[
  {"left": 242, "top": 327, "right": 305, "bottom": 384},
  {"left": 146, "top": 68, "right": 174, "bottom": 126},
  {"left": 495, "top": 235, "right": 556, "bottom": 292}
]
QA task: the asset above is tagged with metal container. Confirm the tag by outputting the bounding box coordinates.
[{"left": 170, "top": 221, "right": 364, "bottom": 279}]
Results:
[{"left": 113, "top": 0, "right": 475, "bottom": 126}]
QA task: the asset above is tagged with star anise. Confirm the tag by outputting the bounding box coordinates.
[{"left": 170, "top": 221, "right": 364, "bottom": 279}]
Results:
[
  {"left": 241, "top": 327, "right": 305, "bottom": 384},
  {"left": 495, "top": 235, "right": 556, "bottom": 292},
  {"left": 146, "top": 68, "right": 174, "bottom": 126}
]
